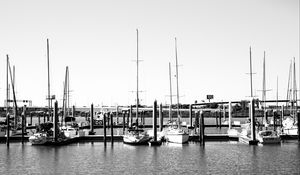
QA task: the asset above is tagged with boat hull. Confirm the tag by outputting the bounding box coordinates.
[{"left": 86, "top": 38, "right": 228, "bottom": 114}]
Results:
[
  {"left": 123, "top": 135, "right": 150, "bottom": 145},
  {"left": 165, "top": 133, "right": 189, "bottom": 144}
]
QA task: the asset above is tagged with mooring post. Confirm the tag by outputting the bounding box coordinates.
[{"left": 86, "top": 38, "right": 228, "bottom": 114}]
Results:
[
  {"left": 21, "top": 105, "right": 26, "bottom": 144},
  {"left": 72, "top": 105, "right": 75, "bottom": 117},
  {"left": 215, "top": 112, "right": 218, "bottom": 128},
  {"left": 199, "top": 111, "right": 205, "bottom": 145},
  {"left": 194, "top": 111, "right": 199, "bottom": 134},
  {"left": 198, "top": 111, "right": 202, "bottom": 143},
  {"left": 43, "top": 112, "right": 46, "bottom": 123},
  {"left": 38, "top": 113, "right": 41, "bottom": 126},
  {"left": 129, "top": 105, "right": 133, "bottom": 127},
  {"left": 159, "top": 103, "right": 163, "bottom": 132},
  {"left": 189, "top": 104, "right": 192, "bottom": 128},
  {"left": 103, "top": 113, "right": 107, "bottom": 143},
  {"left": 297, "top": 112, "right": 300, "bottom": 142},
  {"left": 265, "top": 111, "right": 268, "bottom": 129},
  {"left": 54, "top": 101, "right": 58, "bottom": 142},
  {"left": 153, "top": 100, "right": 157, "bottom": 142},
  {"left": 30, "top": 112, "right": 33, "bottom": 126},
  {"left": 116, "top": 106, "right": 119, "bottom": 124},
  {"left": 273, "top": 111, "right": 276, "bottom": 131},
  {"left": 228, "top": 102, "right": 232, "bottom": 129},
  {"left": 110, "top": 112, "right": 114, "bottom": 142},
  {"left": 6, "top": 113, "right": 10, "bottom": 147},
  {"left": 126, "top": 110, "right": 129, "bottom": 128},
  {"left": 89, "top": 104, "right": 95, "bottom": 135},
  {"left": 250, "top": 99, "right": 257, "bottom": 143},
  {"left": 219, "top": 109, "right": 222, "bottom": 128},
  {"left": 281, "top": 105, "right": 284, "bottom": 128},
  {"left": 122, "top": 111, "right": 126, "bottom": 134}
]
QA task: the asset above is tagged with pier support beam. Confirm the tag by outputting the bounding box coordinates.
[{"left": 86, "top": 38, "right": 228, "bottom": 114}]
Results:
[
  {"left": 159, "top": 103, "right": 163, "bottom": 132},
  {"left": 219, "top": 110, "right": 222, "bottom": 128},
  {"left": 30, "top": 112, "right": 33, "bottom": 126},
  {"left": 189, "top": 104, "right": 192, "bottom": 128},
  {"left": 273, "top": 111, "right": 276, "bottom": 131},
  {"left": 126, "top": 110, "right": 129, "bottom": 128},
  {"left": 281, "top": 105, "right": 284, "bottom": 128},
  {"left": 21, "top": 105, "right": 26, "bottom": 144},
  {"left": 103, "top": 113, "right": 107, "bottom": 143},
  {"left": 122, "top": 111, "right": 125, "bottom": 134},
  {"left": 297, "top": 112, "right": 300, "bottom": 142},
  {"left": 38, "top": 113, "right": 41, "bottom": 126},
  {"left": 228, "top": 102, "right": 232, "bottom": 129},
  {"left": 110, "top": 112, "right": 114, "bottom": 143},
  {"left": 250, "top": 99, "right": 258, "bottom": 145},
  {"left": 54, "top": 101, "right": 58, "bottom": 143},
  {"left": 72, "top": 105, "right": 75, "bottom": 117},
  {"left": 116, "top": 106, "right": 119, "bottom": 124},
  {"left": 153, "top": 100, "right": 157, "bottom": 142},
  {"left": 199, "top": 111, "right": 205, "bottom": 146},
  {"left": 130, "top": 105, "right": 133, "bottom": 127},
  {"left": 89, "top": 104, "right": 95, "bottom": 135},
  {"left": 6, "top": 113, "right": 10, "bottom": 147}
]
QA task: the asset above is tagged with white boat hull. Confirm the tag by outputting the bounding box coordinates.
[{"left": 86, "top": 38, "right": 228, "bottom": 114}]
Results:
[
  {"left": 29, "top": 133, "right": 49, "bottom": 145},
  {"left": 123, "top": 134, "right": 150, "bottom": 145},
  {"left": 166, "top": 133, "right": 189, "bottom": 144}
]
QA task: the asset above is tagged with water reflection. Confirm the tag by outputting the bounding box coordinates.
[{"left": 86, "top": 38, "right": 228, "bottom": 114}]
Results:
[{"left": 0, "top": 141, "right": 299, "bottom": 174}]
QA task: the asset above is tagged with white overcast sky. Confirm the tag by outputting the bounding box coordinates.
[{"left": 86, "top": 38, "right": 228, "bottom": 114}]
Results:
[{"left": 0, "top": 0, "right": 299, "bottom": 107}]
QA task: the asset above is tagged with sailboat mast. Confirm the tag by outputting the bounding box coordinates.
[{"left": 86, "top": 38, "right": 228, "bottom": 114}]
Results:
[
  {"left": 262, "top": 51, "right": 266, "bottom": 120},
  {"left": 292, "top": 57, "right": 297, "bottom": 119},
  {"left": 47, "top": 39, "right": 51, "bottom": 120},
  {"left": 276, "top": 76, "right": 278, "bottom": 111},
  {"left": 67, "top": 67, "right": 70, "bottom": 117},
  {"left": 136, "top": 29, "right": 139, "bottom": 122},
  {"left": 175, "top": 38, "right": 180, "bottom": 118},
  {"left": 6, "top": 55, "right": 9, "bottom": 115},
  {"left": 249, "top": 47, "right": 253, "bottom": 98},
  {"left": 169, "top": 62, "right": 173, "bottom": 121}
]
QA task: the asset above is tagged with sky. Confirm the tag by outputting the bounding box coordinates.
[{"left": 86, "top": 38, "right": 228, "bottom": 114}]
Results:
[{"left": 0, "top": 0, "right": 299, "bottom": 107}]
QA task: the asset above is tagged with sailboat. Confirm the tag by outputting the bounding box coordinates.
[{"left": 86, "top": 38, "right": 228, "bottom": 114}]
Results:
[
  {"left": 282, "top": 58, "right": 298, "bottom": 136},
  {"left": 123, "top": 29, "right": 150, "bottom": 145},
  {"left": 257, "top": 52, "right": 280, "bottom": 144},
  {"left": 29, "top": 39, "right": 70, "bottom": 145},
  {"left": 164, "top": 38, "right": 189, "bottom": 144}
]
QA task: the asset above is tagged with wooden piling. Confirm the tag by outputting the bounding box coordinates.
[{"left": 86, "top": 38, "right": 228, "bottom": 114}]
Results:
[
  {"left": 228, "top": 102, "right": 232, "bottom": 129},
  {"left": 219, "top": 110, "right": 222, "bottom": 128},
  {"left": 153, "top": 100, "right": 157, "bottom": 142},
  {"left": 89, "top": 104, "right": 95, "bottom": 135},
  {"left": 281, "top": 105, "right": 284, "bottom": 128},
  {"left": 215, "top": 112, "right": 218, "bottom": 128},
  {"left": 38, "top": 113, "right": 41, "bottom": 126},
  {"left": 103, "top": 113, "right": 107, "bottom": 143},
  {"left": 110, "top": 112, "right": 114, "bottom": 142},
  {"left": 54, "top": 101, "right": 58, "bottom": 142},
  {"left": 30, "top": 112, "right": 33, "bottom": 126},
  {"left": 189, "top": 104, "right": 192, "bottom": 128},
  {"left": 159, "top": 103, "right": 163, "bottom": 132},
  {"left": 43, "top": 112, "right": 46, "bottom": 123},
  {"left": 273, "top": 111, "right": 276, "bottom": 131},
  {"left": 122, "top": 111, "right": 126, "bottom": 134},
  {"left": 116, "top": 106, "right": 119, "bottom": 124},
  {"left": 126, "top": 110, "right": 129, "bottom": 128},
  {"left": 199, "top": 111, "right": 205, "bottom": 145},
  {"left": 6, "top": 113, "right": 10, "bottom": 147},
  {"left": 21, "top": 105, "right": 26, "bottom": 144},
  {"left": 297, "top": 112, "right": 300, "bottom": 142},
  {"left": 72, "top": 105, "right": 75, "bottom": 117},
  {"left": 130, "top": 105, "right": 133, "bottom": 127},
  {"left": 250, "top": 99, "right": 257, "bottom": 144}
]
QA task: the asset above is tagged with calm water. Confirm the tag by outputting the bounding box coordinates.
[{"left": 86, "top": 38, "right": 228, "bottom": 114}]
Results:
[{"left": 1, "top": 141, "right": 299, "bottom": 174}]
